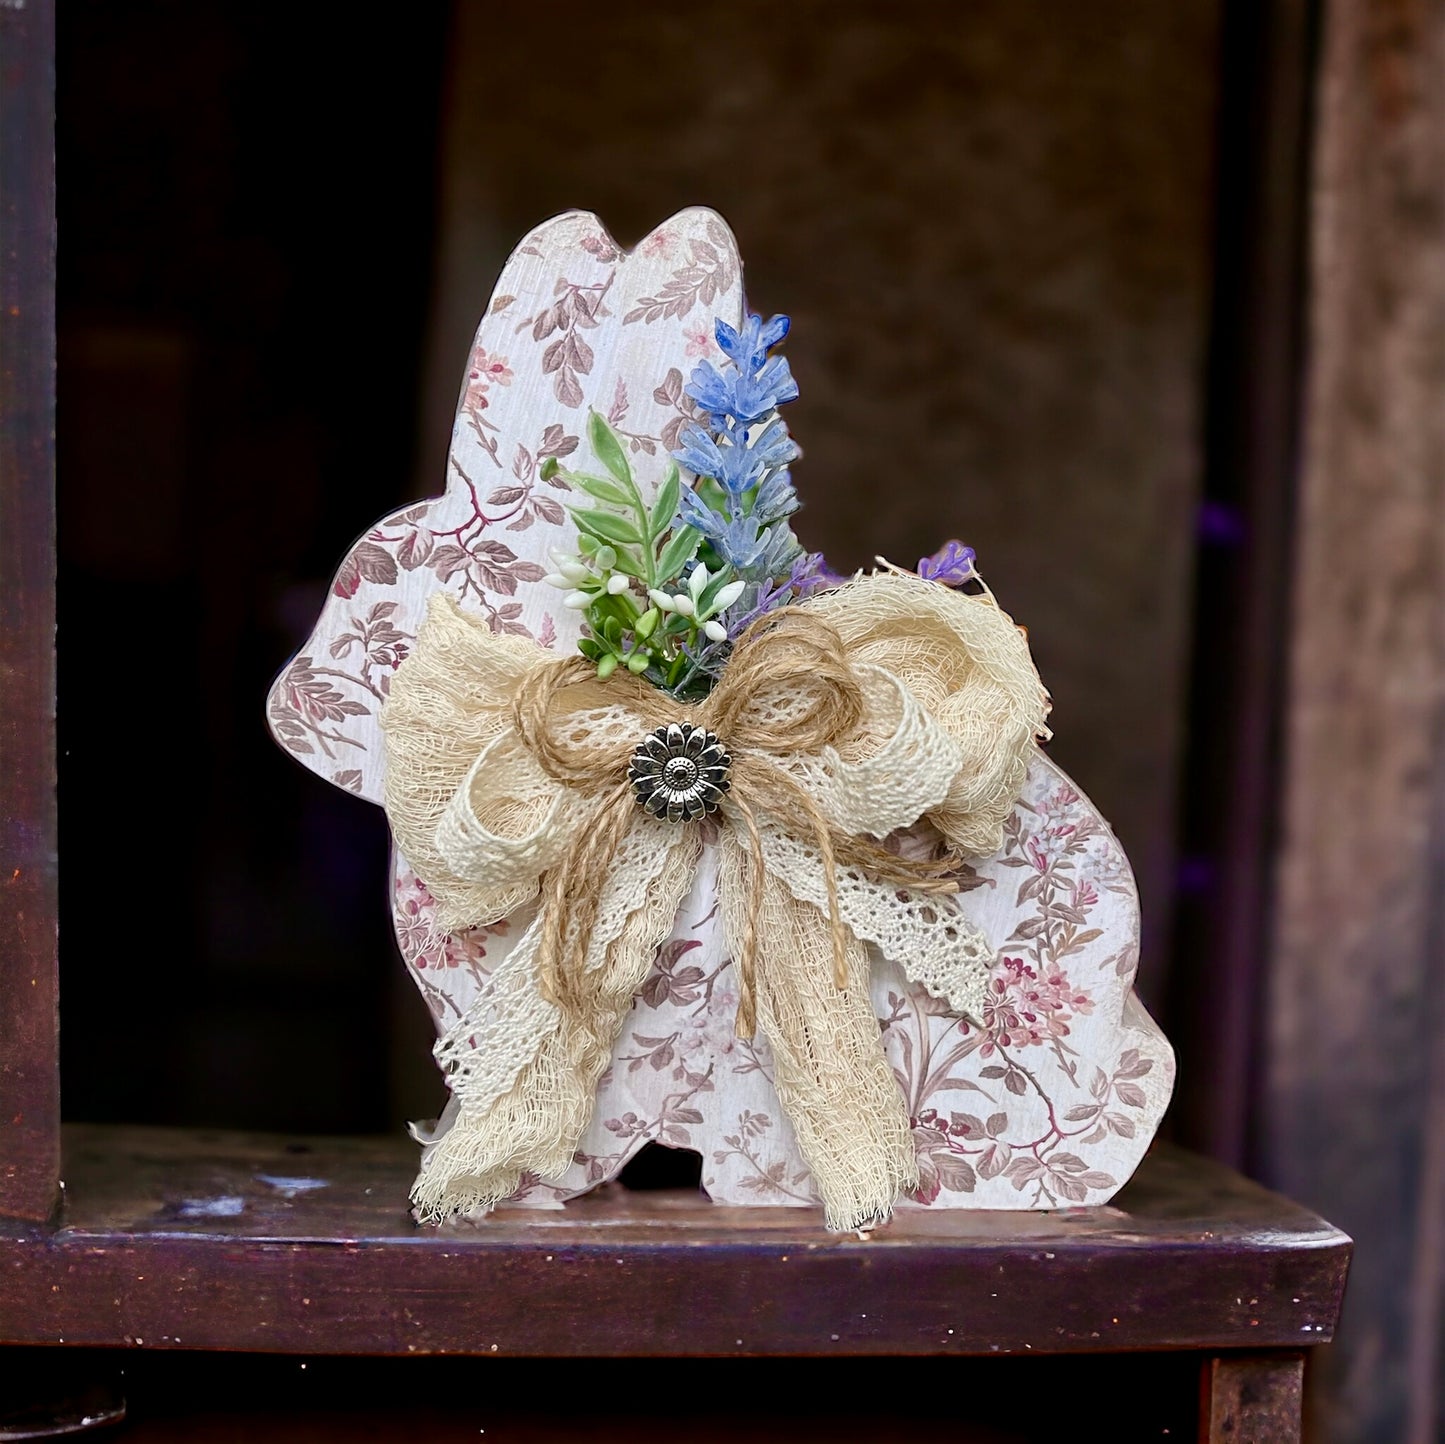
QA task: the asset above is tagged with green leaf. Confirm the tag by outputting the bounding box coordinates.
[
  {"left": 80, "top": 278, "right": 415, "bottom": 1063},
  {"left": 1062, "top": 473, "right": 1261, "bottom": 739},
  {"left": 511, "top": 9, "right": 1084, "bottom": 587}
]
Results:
[
  {"left": 570, "top": 472, "right": 634, "bottom": 508},
  {"left": 607, "top": 549, "right": 645, "bottom": 581},
  {"left": 626, "top": 651, "right": 650, "bottom": 674},
  {"left": 539, "top": 457, "right": 560, "bottom": 481},
  {"left": 571, "top": 506, "right": 644, "bottom": 546},
  {"left": 654, "top": 524, "right": 701, "bottom": 585},
  {"left": 633, "top": 607, "right": 660, "bottom": 641},
  {"left": 596, "top": 652, "right": 619, "bottom": 680},
  {"left": 593, "top": 589, "right": 640, "bottom": 627},
  {"left": 588, "top": 411, "right": 633, "bottom": 490},
  {"left": 649, "top": 462, "right": 681, "bottom": 542},
  {"left": 576, "top": 637, "right": 603, "bottom": 661}
]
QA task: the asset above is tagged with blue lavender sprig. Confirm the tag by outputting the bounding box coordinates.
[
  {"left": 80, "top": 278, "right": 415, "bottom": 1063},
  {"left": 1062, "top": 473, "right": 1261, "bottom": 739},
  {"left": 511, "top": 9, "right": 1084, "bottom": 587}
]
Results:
[
  {"left": 686, "top": 354, "right": 799, "bottom": 427},
  {"left": 671, "top": 311, "right": 805, "bottom": 583},
  {"left": 716, "top": 312, "right": 792, "bottom": 372},
  {"left": 672, "top": 417, "right": 796, "bottom": 496}
]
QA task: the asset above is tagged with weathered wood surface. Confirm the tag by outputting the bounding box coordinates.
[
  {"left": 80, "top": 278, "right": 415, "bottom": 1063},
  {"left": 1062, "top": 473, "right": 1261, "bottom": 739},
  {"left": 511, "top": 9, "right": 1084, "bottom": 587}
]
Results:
[
  {"left": 0, "top": 0, "right": 58, "bottom": 1225},
  {"left": 0, "top": 1127, "right": 1348, "bottom": 1357},
  {"left": 1201, "top": 1352, "right": 1306, "bottom": 1444},
  {"left": 1263, "top": 1, "right": 1445, "bottom": 1441}
]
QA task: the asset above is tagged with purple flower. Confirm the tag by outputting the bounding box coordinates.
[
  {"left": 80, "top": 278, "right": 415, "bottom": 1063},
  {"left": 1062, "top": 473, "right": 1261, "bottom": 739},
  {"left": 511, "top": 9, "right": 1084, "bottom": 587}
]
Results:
[
  {"left": 798, "top": 553, "right": 850, "bottom": 592},
  {"left": 917, "top": 540, "right": 976, "bottom": 586},
  {"left": 723, "top": 553, "right": 835, "bottom": 639}
]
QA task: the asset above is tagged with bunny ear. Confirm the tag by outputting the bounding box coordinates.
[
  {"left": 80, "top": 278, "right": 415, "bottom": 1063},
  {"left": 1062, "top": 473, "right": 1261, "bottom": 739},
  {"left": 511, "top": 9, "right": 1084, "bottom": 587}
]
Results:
[{"left": 266, "top": 208, "right": 745, "bottom": 804}]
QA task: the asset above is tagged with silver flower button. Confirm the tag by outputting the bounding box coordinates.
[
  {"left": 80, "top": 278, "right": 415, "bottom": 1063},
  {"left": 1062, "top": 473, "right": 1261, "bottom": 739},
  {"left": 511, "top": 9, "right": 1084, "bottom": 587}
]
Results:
[{"left": 629, "top": 722, "right": 731, "bottom": 823}]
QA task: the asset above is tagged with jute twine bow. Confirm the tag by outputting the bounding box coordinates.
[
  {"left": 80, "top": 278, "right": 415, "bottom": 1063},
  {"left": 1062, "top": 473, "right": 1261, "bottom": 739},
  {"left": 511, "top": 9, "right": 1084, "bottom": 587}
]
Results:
[{"left": 511, "top": 608, "right": 960, "bottom": 1038}]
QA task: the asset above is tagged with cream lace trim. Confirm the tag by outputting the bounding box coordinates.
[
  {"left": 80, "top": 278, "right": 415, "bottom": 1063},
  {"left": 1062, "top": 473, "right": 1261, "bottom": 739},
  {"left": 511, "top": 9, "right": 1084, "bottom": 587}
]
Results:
[
  {"left": 414, "top": 818, "right": 699, "bottom": 1221},
  {"left": 785, "top": 662, "right": 965, "bottom": 840},
  {"left": 382, "top": 596, "right": 558, "bottom": 932},
  {"left": 745, "top": 811, "right": 992, "bottom": 1023}
]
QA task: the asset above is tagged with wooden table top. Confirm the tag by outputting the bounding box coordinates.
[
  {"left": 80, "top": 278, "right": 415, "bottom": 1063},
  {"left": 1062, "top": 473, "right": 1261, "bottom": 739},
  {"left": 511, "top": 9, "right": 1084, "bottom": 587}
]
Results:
[{"left": 0, "top": 1125, "right": 1350, "bottom": 1357}]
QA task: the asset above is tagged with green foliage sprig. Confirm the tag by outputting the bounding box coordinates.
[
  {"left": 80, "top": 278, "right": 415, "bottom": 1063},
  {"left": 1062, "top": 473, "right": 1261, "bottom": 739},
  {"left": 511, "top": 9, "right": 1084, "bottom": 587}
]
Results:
[{"left": 542, "top": 412, "right": 743, "bottom": 695}]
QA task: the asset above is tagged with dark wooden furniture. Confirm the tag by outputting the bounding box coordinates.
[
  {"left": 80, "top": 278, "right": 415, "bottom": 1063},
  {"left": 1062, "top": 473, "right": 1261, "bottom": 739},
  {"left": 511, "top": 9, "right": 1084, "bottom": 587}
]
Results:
[{"left": 0, "top": 1127, "right": 1348, "bottom": 1440}]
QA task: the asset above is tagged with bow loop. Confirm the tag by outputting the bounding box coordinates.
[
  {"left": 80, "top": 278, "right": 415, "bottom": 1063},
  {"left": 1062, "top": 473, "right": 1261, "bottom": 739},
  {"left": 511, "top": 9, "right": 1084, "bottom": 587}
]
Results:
[
  {"left": 511, "top": 657, "right": 668, "bottom": 790},
  {"left": 434, "top": 731, "right": 584, "bottom": 895},
  {"left": 805, "top": 662, "right": 966, "bottom": 840},
  {"left": 700, "top": 608, "right": 865, "bottom": 757}
]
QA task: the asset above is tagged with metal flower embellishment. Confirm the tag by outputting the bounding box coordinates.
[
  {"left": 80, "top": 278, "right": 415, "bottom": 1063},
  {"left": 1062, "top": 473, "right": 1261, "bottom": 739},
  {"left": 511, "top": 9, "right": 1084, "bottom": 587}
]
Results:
[{"left": 629, "top": 722, "right": 731, "bottom": 822}]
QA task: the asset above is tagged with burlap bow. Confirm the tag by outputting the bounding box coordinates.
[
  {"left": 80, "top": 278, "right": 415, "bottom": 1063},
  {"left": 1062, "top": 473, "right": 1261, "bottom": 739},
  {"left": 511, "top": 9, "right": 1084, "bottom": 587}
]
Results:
[{"left": 382, "top": 570, "right": 1048, "bottom": 1230}]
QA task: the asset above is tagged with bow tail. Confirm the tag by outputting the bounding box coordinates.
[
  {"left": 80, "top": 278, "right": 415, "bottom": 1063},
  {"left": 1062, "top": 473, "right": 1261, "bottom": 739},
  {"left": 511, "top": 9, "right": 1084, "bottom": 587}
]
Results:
[
  {"left": 412, "top": 817, "right": 701, "bottom": 1222},
  {"left": 753, "top": 816, "right": 994, "bottom": 1023},
  {"left": 717, "top": 830, "right": 918, "bottom": 1232}
]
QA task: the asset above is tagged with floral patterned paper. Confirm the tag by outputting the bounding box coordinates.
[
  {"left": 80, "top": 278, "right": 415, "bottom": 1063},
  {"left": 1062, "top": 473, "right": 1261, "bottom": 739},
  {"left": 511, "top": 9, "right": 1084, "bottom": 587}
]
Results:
[{"left": 267, "top": 208, "right": 1174, "bottom": 1213}]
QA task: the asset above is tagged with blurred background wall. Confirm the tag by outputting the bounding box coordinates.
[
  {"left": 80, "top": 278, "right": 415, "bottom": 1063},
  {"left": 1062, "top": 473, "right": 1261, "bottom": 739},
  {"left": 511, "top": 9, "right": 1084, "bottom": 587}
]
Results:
[{"left": 55, "top": 2, "right": 1443, "bottom": 1440}]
